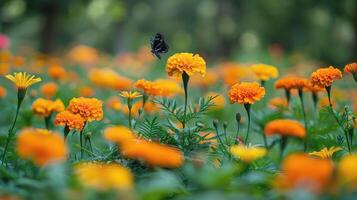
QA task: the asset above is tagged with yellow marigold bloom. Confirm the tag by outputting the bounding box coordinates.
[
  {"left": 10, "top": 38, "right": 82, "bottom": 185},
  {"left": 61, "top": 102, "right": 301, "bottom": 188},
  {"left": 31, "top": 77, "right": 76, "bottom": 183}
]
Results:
[
  {"left": 121, "top": 139, "right": 184, "bottom": 168},
  {"left": 205, "top": 92, "right": 225, "bottom": 110},
  {"left": 151, "top": 79, "right": 182, "bottom": 97},
  {"left": 119, "top": 91, "right": 142, "bottom": 99},
  {"left": 89, "top": 68, "right": 132, "bottom": 90},
  {"left": 68, "top": 44, "right": 98, "bottom": 65},
  {"left": 106, "top": 97, "right": 122, "bottom": 111},
  {"left": 309, "top": 146, "right": 342, "bottom": 159},
  {"left": 134, "top": 79, "right": 152, "bottom": 94},
  {"left": 75, "top": 162, "right": 133, "bottom": 190},
  {"left": 264, "top": 119, "right": 305, "bottom": 138},
  {"left": 344, "top": 62, "right": 357, "bottom": 74},
  {"left": 40, "top": 82, "right": 58, "bottom": 99},
  {"left": 230, "top": 145, "right": 267, "bottom": 163},
  {"left": 166, "top": 53, "right": 206, "bottom": 78},
  {"left": 268, "top": 97, "right": 288, "bottom": 110},
  {"left": 32, "top": 98, "right": 65, "bottom": 117},
  {"left": 67, "top": 97, "right": 103, "bottom": 122},
  {"left": 16, "top": 128, "right": 67, "bottom": 166},
  {"left": 275, "top": 76, "right": 309, "bottom": 90},
  {"left": 338, "top": 154, "right": 357, "bottom": 189},
  {"left": 228, "top": 82, "right": 265, "bottom": 104},
  {"left": 103, "top": 126, "right": 136, "bottom": 144},
  {"left": 275, "top": 153, "right": 334, "bottom": 193},
  {"left": 54, "top": 110, "right": 85, "bottom": 131},
  {"left": 0, "top": 86, "right": 6, "bottom": 98},
  {"left": 311, "top": 66, "right": 342, "bottom": 88},
  {"left": 251, "top": 63, "right": 279, "bottom": 81},
  {"left": 48, "top": 65, "right": 66, "bottom": 80},
  {"left": 79, "top": 86, "right": 94, "bottom": 97},
  {"left": 5, "top": 72, "right": 41, "bottom": 90}
]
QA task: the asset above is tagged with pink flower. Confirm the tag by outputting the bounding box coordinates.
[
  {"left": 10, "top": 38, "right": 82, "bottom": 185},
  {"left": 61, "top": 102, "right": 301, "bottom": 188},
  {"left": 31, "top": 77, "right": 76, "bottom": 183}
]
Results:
[{"left": 0, "top": 34, "right": 10, "bottom": 49}]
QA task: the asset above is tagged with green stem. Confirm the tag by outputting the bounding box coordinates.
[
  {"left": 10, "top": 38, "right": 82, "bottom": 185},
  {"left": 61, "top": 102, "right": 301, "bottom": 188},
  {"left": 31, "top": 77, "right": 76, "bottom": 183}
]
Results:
[
  {"left": 244, "top": 104, "right": 251, "bottom": 144},
  {"left": 213, "top": 121, "right": 229, "bottom": 156},
  {"left": 79, "top": 122, "right": 87, "bottom": 159},
  {"left": 285, "top": 89, "right": 291, "bottom": 106},
  {"left": 279, "top": 137, "right": 288, "bottom": 161},
  {"left": 298, "top": 89, "right": 308, "bottom": 151},
  {"left": 2, "top": 90, "right": 25, "bottom": 165},
  {"left": 63, "top": 125, "right": 70, "bottom": 142},
  {"left": 44, "top": 113, "right": 52, "bottom": 130},
  {"left": 326, "top": 86, "right": 351, "bottom": 152},
  {"left": 182, "top": 71, "right": 189, "bottom": 128},
  {"left": 127, "top": 98, "right": 132, "bottom": 129}
]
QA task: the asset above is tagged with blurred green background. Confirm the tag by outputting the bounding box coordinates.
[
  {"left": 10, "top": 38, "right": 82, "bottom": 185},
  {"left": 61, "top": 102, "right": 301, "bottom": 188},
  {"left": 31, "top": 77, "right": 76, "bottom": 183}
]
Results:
[{"left": 0, "top": 0, "right": 356, "bottom": 65}]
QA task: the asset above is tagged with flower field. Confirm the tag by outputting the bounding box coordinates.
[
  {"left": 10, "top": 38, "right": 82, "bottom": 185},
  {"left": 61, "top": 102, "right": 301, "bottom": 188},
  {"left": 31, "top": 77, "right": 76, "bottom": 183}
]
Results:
[{"left": 1, "top": 1, "right": 357, "bottom": 199}]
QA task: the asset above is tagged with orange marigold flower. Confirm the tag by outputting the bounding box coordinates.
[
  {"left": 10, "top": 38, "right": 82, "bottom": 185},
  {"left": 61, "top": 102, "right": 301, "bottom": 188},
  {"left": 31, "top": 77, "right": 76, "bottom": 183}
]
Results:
[
  {"left": 135, "top": 79, "right": 182, "bottom": 97},
  {"left": 218, "top": 62, "right": 254, "bottom": 86},
  {"left": 67, "top": 97, "right": 103, "bottom": 122},
  {"left": 79, "top": 86, "right": 94, "bottom": 97},
  {"left": 275, "top": 76, "right": 309, "bottom": 90},
  {"left": 0, "top": 62, "right": 10, "bottom": 75},
  {"left": 338, "top": 154, "right": 357, "bottom": 189},
  {"left": 121, "top": 139, "right": 184, "bottom": 168},
  {"left": 40, "top": 82, "right": 58, "bottom": 99},
  {"left": 264, "top": 119, "right": 305, "bottom": 138},
  {"left": 11, "top": 56, "right": 25, "bottom": 68},
  {"left": 311, "top": 66, "right": 342, "bottom": 88},
  {"left": 48, "top": 65, "right": 66, "bottom": 80},
  {"left": 106, "top": 97, "right": 122, "bottom": 111},
  {"left": 228, "top": 82, "right": 265, "bottom": 104},
  {"left": 0, "top": 86, "right": 6, "bottom": 98},
  {"left": 275, "top": 153, "right": 334, "bottom": 193},
  {"left": 251, "top": 63, "right": 279, "bottom": 81},
  {"left": 166, "top": 53, "right": 206, "bottom": 78},
  {"left": 89, "top": 68, "right": 132, "bottom": 90},
  {"left": 75, "top": 162, "right": 133, "bottom": 190},
  {"left": 32, "top": 98, "right": 65, "bottom": 117},
  {"left": 305, "top": 81, "right": 325, "bottom": 93},
  {"left": 103, "top": 126, "right": 136, "bottom": 144},
  {"left": 344, "top": 62, "right": 357, "bottom": 74},
  {"left": 54, "top": 110, "right": 85, "bottom": 131},
  {"left": 16, "top": 128, "right": 67, "bottom": 166},
  {"left": 268, "top": 97, "right": 288, "bottom": 110},
  {"left": 191, "top": 69, "right": 218, "bottom": 88},
  {"left": 68, "top": 44, "right": 98, "bottom": 65}
]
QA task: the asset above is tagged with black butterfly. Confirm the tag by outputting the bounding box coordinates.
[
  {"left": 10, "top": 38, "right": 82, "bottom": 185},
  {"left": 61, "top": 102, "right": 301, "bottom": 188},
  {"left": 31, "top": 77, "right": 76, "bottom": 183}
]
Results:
[{"left": 150, "top": 33, "right": 169, "bottom": 59}]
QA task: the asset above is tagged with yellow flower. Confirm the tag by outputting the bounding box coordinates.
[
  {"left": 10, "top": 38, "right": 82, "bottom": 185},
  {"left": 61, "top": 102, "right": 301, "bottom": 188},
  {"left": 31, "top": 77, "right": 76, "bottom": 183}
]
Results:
[
  {"left": 119, "top": 91, "right": 142, "bottom": 99},
  {"left": 75, "top": 162, "right": 133, "bottom": 190},
  {"left": 251, "top": 63, "right": 279, "bottom": 81},
  {"left": 5, "top": 72, "right": 41, "bottom": 90},
  {"left": 67, "top": 97, "right": 103, "bottom": 122},
  {"left": 309, "top": 146, "right": 342, "bottom": 159},
  {"left": 32, "top": 98, "right": 65, "bottom": 117},
  {"left": 16, "top": 128, "right": 67, "bottom": 166},
  {"left": 338, "top": 154, "right": 357, "bottom": 189},
  {"left": 89, "top": 68, "right": 132, "bottom": 90},
  {"left": 230, "top": 145, "right": 267, "bottom": 163},
  {"left": 166, "top": 53, "right": 206, "bottom": 78},
  {"left": 228, "top": 82, "right": 265, "bottom": 104}
]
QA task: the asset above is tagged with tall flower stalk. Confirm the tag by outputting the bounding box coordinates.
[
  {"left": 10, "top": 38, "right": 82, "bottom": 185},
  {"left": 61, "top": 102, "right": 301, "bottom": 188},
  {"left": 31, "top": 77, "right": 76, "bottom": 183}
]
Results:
[
  {"left": 182, "top": 71, "right": 189, "bottom": 128},
  {"left": 2, "top": 72, "right": 41, "bottom": 164},
  {"left": 228, "top": 82, "right": 265, "bottom": 144},
  {"left": 119, "top": 91, "right": 142, "bottom": 129}
]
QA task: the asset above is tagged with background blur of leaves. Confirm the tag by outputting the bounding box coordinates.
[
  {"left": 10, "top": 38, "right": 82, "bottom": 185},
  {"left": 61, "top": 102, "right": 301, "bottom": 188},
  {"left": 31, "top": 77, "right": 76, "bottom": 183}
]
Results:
[{"left": 0, "top": 0, "right": 356, "bottom": 65}]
